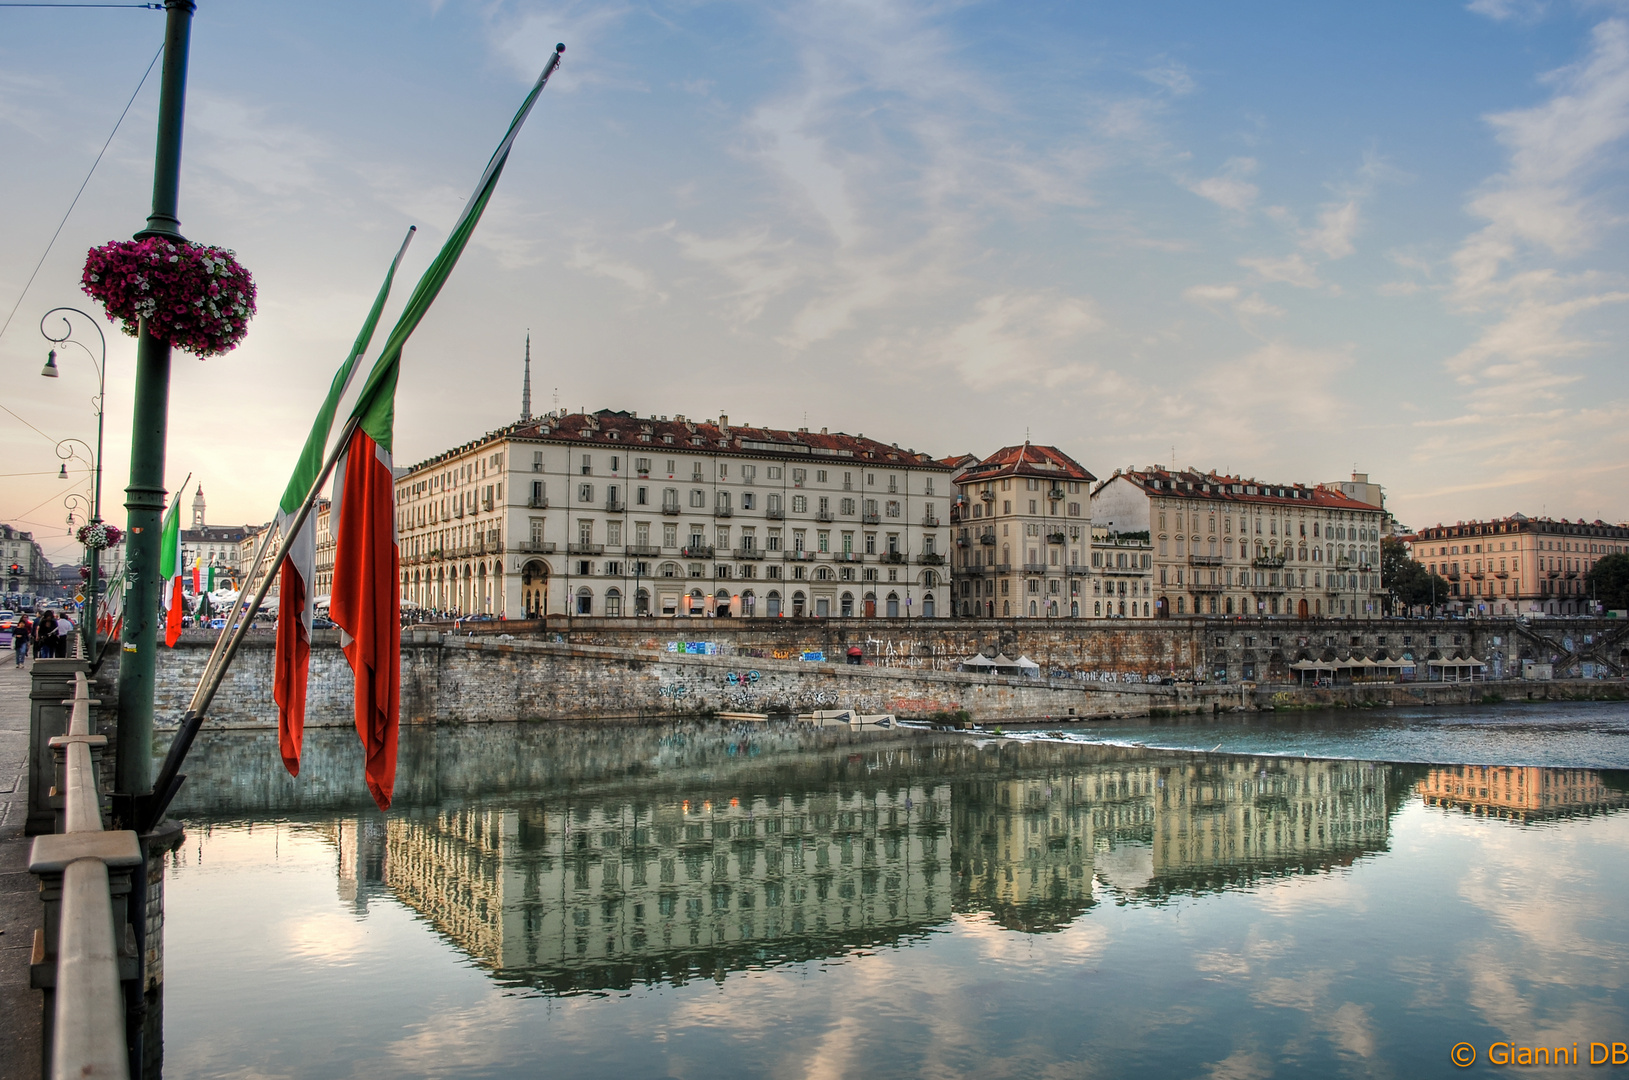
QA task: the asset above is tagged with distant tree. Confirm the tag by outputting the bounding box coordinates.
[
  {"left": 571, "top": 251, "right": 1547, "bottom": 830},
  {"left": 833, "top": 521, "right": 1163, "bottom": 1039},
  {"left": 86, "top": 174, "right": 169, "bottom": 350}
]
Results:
[
  {"left": 1586, "top": 553, "right": 1629, "bottom": 610},
  {"left": 1381, "top": 536, "right": 1450, "bottom": 612}
]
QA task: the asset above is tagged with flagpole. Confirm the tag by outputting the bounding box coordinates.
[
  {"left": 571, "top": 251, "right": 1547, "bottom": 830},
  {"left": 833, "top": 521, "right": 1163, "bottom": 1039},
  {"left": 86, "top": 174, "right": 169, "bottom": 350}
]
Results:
[
  {"left": 184, "top": 223, "right": 417, "bottom": 719},
  {"left": 144, "top": 414, "right": 359, "bottom": 828}
]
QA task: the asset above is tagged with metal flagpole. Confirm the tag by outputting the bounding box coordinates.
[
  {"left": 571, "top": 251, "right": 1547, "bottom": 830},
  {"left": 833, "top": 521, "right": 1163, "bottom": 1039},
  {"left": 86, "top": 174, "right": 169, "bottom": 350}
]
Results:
[{"left": 143, "top": 413, "right": 359, "bottom": 829}]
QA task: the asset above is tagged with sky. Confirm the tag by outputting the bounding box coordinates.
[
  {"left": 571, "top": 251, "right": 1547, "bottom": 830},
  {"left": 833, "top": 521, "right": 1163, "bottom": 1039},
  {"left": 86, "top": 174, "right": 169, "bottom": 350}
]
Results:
[{"left": 3, "top": 0, "right": 1628, "bottom": 564}]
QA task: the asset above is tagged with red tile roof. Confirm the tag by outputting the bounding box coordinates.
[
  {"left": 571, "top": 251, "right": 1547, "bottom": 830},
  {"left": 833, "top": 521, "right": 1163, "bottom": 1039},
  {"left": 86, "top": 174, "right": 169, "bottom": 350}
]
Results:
[
  {"left": 1098, "top": 467, "right": 1377, "bottom": 512},
  {"left": 404, "top": 409, "right": 951, "bottom": 473},
  {"left": 954, "top": 444, "right": 1096, "bottom": 484}
]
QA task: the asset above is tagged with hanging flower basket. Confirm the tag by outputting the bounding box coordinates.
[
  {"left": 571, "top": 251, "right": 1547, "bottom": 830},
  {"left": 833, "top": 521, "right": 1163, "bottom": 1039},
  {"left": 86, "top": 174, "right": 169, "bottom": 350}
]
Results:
[
  {"left": 81, "top": 237, "right": 256, "bottom": 358},
  {"left": 77, "top": 522, "right": 122, "bottom": 550}
]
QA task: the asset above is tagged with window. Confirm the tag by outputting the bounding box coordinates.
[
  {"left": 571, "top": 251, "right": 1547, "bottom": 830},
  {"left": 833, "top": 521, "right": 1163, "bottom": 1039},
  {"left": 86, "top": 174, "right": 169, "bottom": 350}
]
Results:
[
  {"left": 792, "top": 495, "right": 807, "bottom": 513},
  {"left": 636, "top": 458, "right": 651, "bottom": 474},
  {"left": 530, "top": 480, "right": 545, "bottom": 507},
  {"left": 610, "top": 456, "right": 620, "bottom": 473},
  {"left": 663, "top": 523, "right": 677, "bottom": 548},
  {"left": 886, "top": 500, "right": 901, "bottom": 518},
  {"left": 743, "top": 465, "right": 756, "bottom": 483},
  {"left": 690, "top": 489, "right": 705, "bottom": 508},
  {"left": 793, "top": 468, "right": 806, "bottom": 485},
  {"left": 741, "top": 492, "right": 755, "bottom": 510},
  {"left": 636, "top": 486, "right": 648, "bottom": 505},
  {"left": 578, "top": 520, "right": 594, "bottom": 545},
  {"left": 767, "top": 466, "right": 782, "bottom": 480},
  {"left": 607, "top": 521, "right": 621, "bottom": 546},
  {"left": 888, "top": 475, "right": 898, "bottom": 493},
  {"left": 581, "top": 455, "right": 592, "bottom": 475},
  {"left": 843, "top": 472, "right": 853, "bottom": 491},
  {"left": 578, "top": 482, "right": 594, "bottom": 503},
  {"left": 841, "top": 497, "right": 856, "bottom": 515}
]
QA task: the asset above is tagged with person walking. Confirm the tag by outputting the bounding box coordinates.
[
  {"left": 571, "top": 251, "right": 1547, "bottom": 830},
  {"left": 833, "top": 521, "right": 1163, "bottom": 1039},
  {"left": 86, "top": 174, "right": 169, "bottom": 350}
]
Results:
[
  {"left": 34, "top": 610, "right": 58, "bottom": 660},
  {"left": 12, "top": 614, "right": 30, "bottom": 667}
]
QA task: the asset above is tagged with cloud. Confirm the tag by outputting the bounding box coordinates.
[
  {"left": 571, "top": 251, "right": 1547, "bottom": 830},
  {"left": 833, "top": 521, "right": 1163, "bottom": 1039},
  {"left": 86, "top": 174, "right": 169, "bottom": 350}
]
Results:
[
  {"left": 1301, "top": 199, "right": 1360, "bottom": 259},
  {"left": 923, "top": 292, "right": 1103, "bottom": 389},
  {"left": 1142, "top": 60, "right": 1196, "bottom": 96},
  {"left": 1183, "top": 283, "right": 1285, "bottom": 322},
  {"left": 1238, "top": 252, "right": 1323, "bottom": 288},
  {"left": 1187, "top": 157, "right": 1259, "bottom": 212},
  {"left": 566, "top": 243, "right": 668, "bottom": 302},
  {"left": 1467, "top": 0, "right": 1549, "bottom": 22}
]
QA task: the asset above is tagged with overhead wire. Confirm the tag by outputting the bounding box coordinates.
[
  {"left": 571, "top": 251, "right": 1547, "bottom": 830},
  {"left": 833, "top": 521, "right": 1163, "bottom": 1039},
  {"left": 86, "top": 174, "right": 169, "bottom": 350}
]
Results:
[{"left": 0, "top": 39, "right": 164, "bottom": 346}]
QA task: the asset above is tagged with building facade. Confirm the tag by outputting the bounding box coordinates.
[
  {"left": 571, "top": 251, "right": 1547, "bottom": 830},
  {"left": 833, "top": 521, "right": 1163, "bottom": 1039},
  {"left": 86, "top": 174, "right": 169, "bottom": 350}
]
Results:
[
  {"left": 394, "top": 410, "right": 955, "bottom": 619},
  {"left": 947, "top": 444, "right": 1096, "bottom": 618},
  {"left": 1088, "top": 526, "right": 1154, "bottom": 619},
  {"left": 1, "top": 524, "right": 51, "bottom": 598},
  {"left": 1406, "top": 514, "right": 1629, "bottom": 616},
  {"left": 1091, "top": 467, "right": 1388, "bottom": 619},
  {"left": 178, "top": 486, "right": 251, "bottom": 588}
]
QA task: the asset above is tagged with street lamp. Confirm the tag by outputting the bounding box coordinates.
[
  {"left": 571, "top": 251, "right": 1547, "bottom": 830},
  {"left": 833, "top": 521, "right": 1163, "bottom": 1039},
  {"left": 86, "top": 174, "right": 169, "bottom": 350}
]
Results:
[{"left": 40, "top": 306, "right": 107, "bottom": 657}]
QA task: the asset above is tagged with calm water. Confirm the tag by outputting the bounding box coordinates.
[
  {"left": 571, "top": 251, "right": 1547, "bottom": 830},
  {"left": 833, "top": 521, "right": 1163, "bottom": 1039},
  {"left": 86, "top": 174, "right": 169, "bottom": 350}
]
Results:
[{"left": 160, "top": 708, "right": 1629, "bottom": 1079}]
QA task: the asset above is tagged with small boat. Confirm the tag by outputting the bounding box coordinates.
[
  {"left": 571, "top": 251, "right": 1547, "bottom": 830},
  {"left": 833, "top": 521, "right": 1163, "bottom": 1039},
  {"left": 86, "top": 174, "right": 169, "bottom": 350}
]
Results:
[
  {"left": 800, "top": 709, "right": 897, "bottom": 728},
  {"left": 717, "top": 711, "right": 769, "bottom": 723}
]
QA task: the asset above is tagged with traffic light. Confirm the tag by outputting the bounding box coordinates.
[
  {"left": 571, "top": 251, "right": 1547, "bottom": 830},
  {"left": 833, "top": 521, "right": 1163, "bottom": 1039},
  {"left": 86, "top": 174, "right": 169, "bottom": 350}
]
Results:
[{"left": 7, "top": 563, "right": 19, "bottom": 577}]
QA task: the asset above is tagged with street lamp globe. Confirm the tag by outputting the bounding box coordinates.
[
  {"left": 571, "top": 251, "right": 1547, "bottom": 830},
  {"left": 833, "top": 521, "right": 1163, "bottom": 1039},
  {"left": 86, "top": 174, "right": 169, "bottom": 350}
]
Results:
[{"left": 41, "top": 349, "right": 60, "bottom": 378}]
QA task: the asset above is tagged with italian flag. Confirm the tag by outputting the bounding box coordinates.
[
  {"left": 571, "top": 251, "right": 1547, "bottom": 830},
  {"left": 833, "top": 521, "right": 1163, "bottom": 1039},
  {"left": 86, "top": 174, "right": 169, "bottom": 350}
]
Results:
[
  {"left": 160, "top": 491, "right": 184, "bottom": 647},
  {"left": 274, "top": 226, "right": 415, "bottom": 778},
  {"left": 329, "top": 46, "right": 562, "bottom": 811}
]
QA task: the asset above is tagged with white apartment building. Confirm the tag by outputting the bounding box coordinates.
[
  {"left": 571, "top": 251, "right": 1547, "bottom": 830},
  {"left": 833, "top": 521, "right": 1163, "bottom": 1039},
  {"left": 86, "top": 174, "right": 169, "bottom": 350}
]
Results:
[
  {"left": 1091, "top": 467, "right": 1388, "bottom": 619},
  {"left": 394, "top": 410, "right": 955, "bottom": 619}
]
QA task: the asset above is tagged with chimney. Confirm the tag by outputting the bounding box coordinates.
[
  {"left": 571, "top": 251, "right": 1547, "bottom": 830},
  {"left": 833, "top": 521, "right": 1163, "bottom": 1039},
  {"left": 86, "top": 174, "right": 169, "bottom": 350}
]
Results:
[{"left": 718, "top": 413, "right": 729, "bottom": 431}]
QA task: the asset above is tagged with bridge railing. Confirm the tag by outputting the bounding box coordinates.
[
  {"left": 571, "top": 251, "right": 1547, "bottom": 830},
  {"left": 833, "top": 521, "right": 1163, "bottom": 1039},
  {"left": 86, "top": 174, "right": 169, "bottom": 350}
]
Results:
[{"left": 29, "top": 670, "right": 141, "bottom": 1080}]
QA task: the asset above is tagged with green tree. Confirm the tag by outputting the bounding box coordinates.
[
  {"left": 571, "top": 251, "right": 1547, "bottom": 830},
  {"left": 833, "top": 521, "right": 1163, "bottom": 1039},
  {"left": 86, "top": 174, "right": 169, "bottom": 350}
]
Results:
[
  {"left": 1381, "top": 536, "right": 1450, "bottom": 612},
  {"left": 1586, "top": 553, "right": 1629, "bottom": 610}
]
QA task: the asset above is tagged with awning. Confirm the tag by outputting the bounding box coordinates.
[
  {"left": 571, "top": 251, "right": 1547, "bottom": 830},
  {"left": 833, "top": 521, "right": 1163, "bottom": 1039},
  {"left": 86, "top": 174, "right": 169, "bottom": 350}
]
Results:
[
  {"left": 960, "top": 654, "right": 998, "bottom": 668},
  {"left": 1428, "top": 657, "right": 1487, "bottom": 667},
  {"left": 1013, "top": 654, "right": 1041, "bottom": 669},
  {"left": 989, "top": 653, "right": 1018, "bottom": 668}
]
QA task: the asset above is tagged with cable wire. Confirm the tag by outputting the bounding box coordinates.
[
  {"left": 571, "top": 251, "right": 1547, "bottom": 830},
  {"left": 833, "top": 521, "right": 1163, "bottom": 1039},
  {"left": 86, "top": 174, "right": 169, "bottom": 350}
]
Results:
[{"left": 0, "top": 39, "right": 164, "bottom": 345}]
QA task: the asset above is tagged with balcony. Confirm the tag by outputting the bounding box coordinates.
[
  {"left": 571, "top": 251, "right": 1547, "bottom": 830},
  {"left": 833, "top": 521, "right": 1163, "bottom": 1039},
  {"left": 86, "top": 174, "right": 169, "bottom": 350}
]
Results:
[
  {"left": 881, "top": 551, "right": 906, "bottom": 565},
  {"left": 527, "top": 497, "right": 549, "bottom": 509},
  {"left": 567, "top": 543, "right": 604, "bottom": 555},
  {"left": 714, "top": 507, "right": 733, "bottom": 518},
  {"left": 733, "top": 548, "right": 765, "bottom": 560},
  {"left": 979, "top": 490, "right": 995, "bottom": 501},
  {"left": 1190, "top": 581, "right": 1225, "bottom": 593},
  {"left": 815, "top": 510, "right": 834, "bottom": 522},
  {"left": 862, "top": 513, "right": 881, "bottom": 525},
  {"left": 605, "top": 498, "right": 624, "bottom": 513},
  {"left": 661, "top": 505, "right": 681, "bottom": 516},
  {"left": 1102, "top": 562, "right": 1148, "bottom": 576},
  {"left": 994, "top": 563, "right": 1013, "bottom": 574},
  {"left": 1188, "top": 554, "right": 1224, "bottom": 566},
  {"left": 681, "top": 545, "right": 714, "bottom": 559},
  {"left": 627, "top": 544, "right": 660, "bottom": 557},
  {"left": 955, "top": 535, "right": 970, "bottom": 547},
  {"left": 784, "top": 551, "right": 816, "bottom": 561},
  {"left": 512, "top": 541, "right": 556, "bottom": 555},
  {"left": 979, "top": 533, "right": 996, "bottom": 546},
  {"left": 1022, "top": 562, "right": 1049, "bottom": 574},
  {"left": 832, "top": 552, "right": 862, "bottom": 563},
  {"left": 922, "top": 514, "right": 940, "bottom": 527},
  {"left": 1046, "top": 532, "right": 1066, "bottom": 544},
  {"left": 917, "top": 552, "right": 945, "bottom": 566},
  {"left": 1252, "top": 555, "right": 1287, "bottom": 569},
  {"left": 766, "top": 508, "right": 784, "bottom": 520}
]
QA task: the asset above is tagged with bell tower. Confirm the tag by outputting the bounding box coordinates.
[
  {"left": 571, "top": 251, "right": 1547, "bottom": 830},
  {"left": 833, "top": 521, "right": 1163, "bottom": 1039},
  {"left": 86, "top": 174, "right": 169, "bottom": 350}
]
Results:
[{"left": 191, "top": 485, "right": 206, "bottom": 528}]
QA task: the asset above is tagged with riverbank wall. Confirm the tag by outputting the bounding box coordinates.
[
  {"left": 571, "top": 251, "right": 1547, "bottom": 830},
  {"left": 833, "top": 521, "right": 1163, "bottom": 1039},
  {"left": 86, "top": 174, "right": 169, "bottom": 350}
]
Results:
[{"left": 139, "top": 627, "right": 1629, "bottom": 731}]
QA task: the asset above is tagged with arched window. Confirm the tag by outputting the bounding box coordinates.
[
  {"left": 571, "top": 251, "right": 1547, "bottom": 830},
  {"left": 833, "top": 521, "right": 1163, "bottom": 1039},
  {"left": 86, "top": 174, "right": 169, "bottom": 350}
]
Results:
[
  {"left": 923, "top": 593, "right": 935, "bottom": 617},
  {"left": 1028, "top": 600, "right": 1037, "bottom": 616},
  {"left": 767, "top": 590, "right": 782, "bottom": 617},
  {"left": 886, "top": 592, "right": 900, "bottom": 618},
  {"left": 575, "top": 587, "right": 593, "bottom": 615},
  {"left": 841, "top": 592, "right": 854, "bottom": 617},
  {"left": 635, "top": 588, "right": 650, "bottom": 615},
  {"left": 1002, "top": 600, "right": 1010, "bottom": 616},
  {"left": 792, "top": 590, "right": 806, "bottom": 616}
]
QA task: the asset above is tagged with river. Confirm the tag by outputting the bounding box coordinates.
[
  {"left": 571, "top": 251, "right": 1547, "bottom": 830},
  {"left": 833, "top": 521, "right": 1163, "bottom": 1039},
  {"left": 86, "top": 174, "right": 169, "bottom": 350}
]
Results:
[{"left": 157, "top": 703, "right": 1629, "bottom": 1078}]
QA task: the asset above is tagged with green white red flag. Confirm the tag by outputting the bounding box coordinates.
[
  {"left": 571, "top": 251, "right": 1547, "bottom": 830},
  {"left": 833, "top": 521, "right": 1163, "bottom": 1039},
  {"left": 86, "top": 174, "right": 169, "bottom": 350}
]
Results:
[
  {"left": 159, "top": 484, "right": 185, "bottom": 647},
  {"left": 274, "top": 226, "right": 415, "bottom": 778},
  {"left": 330, "top": 45, "right": 563, "bottom": 810}
]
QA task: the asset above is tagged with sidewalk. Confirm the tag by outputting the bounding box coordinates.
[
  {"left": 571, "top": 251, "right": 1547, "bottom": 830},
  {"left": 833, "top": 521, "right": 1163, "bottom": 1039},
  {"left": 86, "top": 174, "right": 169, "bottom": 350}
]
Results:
[{"left": 0, "top": 658, "right": 41, "bottom": 1080}]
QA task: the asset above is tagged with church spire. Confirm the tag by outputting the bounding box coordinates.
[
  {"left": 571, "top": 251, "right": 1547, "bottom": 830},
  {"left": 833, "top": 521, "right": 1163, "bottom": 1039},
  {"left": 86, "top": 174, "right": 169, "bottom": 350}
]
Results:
[{"left": 520, "top": 332, "right": 533, "bottom": 423}]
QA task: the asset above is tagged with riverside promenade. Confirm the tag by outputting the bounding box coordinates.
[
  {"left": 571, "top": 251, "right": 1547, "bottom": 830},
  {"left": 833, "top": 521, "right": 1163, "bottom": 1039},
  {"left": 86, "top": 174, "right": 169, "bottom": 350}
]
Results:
[{"left": 0, "top": 660, "right": 41, "bottom": 1080}]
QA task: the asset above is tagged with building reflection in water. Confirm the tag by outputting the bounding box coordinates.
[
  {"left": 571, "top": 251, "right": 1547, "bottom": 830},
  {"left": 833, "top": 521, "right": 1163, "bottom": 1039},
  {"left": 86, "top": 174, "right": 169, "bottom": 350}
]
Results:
[
  {"left": 1416, "top": 765, "right": 1629, "bottom": 822},
  {"left": 174, "top": 723, "right": 1626, "bottom": 996}
]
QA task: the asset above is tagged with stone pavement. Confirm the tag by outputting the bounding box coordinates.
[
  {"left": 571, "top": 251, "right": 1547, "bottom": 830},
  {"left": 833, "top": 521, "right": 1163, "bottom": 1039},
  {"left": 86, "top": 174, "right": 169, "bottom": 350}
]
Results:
[{"left": 0, "top": 658, "right": 41, "bottom": 1080}]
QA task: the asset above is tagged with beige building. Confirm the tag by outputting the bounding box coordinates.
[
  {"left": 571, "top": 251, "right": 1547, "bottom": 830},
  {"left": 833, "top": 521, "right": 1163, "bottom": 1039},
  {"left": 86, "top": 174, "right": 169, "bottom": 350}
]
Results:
[
  {"left": 1406, "top": 514, "right": 1629, "bottom": 616},
  {"left": 177, "top": 486, "right": 251, "bottom": 590},
  {"left": 947, "top": 444, "right": 1096, "bottom": 618},
  {"left": 1089, "top": 525, "right": 1154, "bottom": 619},
  {"left": 394, "top": 410, "right": 954, "bottom": 619},
  {"left": 1, "top": 524, "right": 51, "bottom": 599},
  {"left": 1091, "top": 467, "right": 1388, "bottom": 619}
]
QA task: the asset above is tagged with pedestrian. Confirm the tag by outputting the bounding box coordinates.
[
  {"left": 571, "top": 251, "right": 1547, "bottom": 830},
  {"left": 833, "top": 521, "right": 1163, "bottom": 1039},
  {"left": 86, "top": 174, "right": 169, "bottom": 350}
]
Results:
[
  {"left": 56, "top": 613, "right": 75, "bottom": 658},
  {"left": 34, "top": 610, "right": 57, "bottom": 660},
  {"left": 12, "top": 615, "right": 30, "bottom": 667}
]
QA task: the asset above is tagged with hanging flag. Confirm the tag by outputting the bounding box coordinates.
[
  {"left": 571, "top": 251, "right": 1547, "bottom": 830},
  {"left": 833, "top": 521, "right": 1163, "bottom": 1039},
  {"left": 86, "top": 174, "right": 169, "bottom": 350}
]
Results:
[
  {"left": 274, "top": 225, "right": 415, "bottom": 778},
  {"left": 159, "top": 488, "right": 186, "bottom": 647},
  {"left": 207, "top": 564, "right": 216, "bottom": 592},
  {"left": 192, "top": 564, "right": 202, "bottom": 595},
  {"left": 331, "top": 45, "right": 563, "bottom": 811}
]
